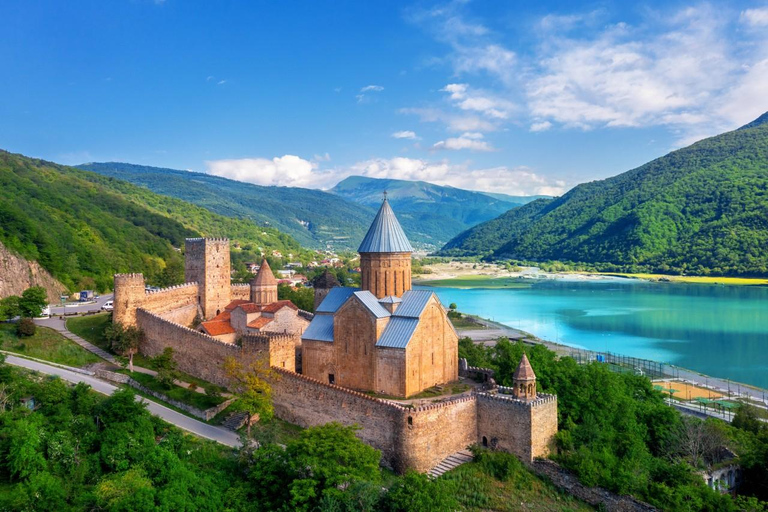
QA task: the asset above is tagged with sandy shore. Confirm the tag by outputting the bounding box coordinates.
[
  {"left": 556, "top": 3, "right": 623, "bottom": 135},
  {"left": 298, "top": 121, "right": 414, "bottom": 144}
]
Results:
[{"left": 416, "top": 262, "right": 625, "bottom": 283}]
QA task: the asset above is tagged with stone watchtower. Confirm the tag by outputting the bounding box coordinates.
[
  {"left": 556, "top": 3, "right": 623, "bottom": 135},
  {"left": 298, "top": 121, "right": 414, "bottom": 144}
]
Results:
[
  {"left": 250, "top": 259, "right": 278, "bottom": 305},
  {"left": 312, "top": 270, "right": 340, "bottom": 311},
  {"left": 512, "top": 354, "right": 537, "bottom": 401},
  {"left": 185, "top": 238, "right": 231, "bottom": 319},
  {"left": 358, "top": 197, "right": 413, "bottom": 299},
  {"left": 113, "top": 273, "right": 146, "bottom": 327}
]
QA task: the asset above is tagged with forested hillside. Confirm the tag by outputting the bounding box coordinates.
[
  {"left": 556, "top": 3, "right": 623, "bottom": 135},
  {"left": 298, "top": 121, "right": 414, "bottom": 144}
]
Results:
[
  {"left": 78, "top": 163, "right": 383, "bottom": 250},
  {"left": 331, "top": 176, "right": 543, "bottom": 246},
  {"left": 0, "top": 151, "right": 306, "bottom": 292},
  {"left": 440, "top": 113, "right": 768, "bottom": 276}
]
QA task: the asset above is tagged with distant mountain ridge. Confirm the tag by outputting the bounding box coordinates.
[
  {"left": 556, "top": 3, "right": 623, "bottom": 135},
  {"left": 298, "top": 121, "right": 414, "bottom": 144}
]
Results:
[
  {"left": 439, "top": 112, "right": 768, "bottom": 276},
  {"left": 330, "top": 175, "right": 545, "bottom": 246},
  {"left": 77, "top": 164, "right": 539, "bottom": 250}
]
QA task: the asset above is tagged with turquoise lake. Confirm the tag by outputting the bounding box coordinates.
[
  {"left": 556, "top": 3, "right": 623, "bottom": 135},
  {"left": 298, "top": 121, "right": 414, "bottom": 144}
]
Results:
[{"left": 421, "top": 280, "right": 768, "bottom": 389}]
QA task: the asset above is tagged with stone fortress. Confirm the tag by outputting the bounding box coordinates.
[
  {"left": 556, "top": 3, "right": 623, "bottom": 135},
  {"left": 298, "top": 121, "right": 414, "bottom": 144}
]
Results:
[{"left": 113, "top": 198, "right": 558, "bottom": 473}]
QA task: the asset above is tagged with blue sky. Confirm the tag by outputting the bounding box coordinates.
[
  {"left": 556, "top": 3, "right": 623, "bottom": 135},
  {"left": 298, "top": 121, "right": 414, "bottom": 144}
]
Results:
[{"left": 1, "top": 0, "right": 767, "bottom": 195}]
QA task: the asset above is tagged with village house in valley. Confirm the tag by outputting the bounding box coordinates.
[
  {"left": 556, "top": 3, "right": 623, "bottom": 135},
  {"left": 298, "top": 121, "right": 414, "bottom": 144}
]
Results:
[{"left": 112, "top": 199, "right": 558, "bottom": 473}]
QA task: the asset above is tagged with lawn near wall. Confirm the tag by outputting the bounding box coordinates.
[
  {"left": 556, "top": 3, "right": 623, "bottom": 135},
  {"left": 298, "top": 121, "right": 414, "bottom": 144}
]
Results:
[
  {"left": 0, "top": 323, "right": 101, "bottom": 367},
  {"left": 66, "top": 312, "right": 112, "bottom": 351}
]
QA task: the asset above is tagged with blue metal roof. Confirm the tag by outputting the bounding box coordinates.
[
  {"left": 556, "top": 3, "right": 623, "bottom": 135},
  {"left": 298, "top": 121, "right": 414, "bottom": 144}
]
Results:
[
  {"left": 302, "top": 314, "right": 334, "bottom": 342},
  {"left": 376, "top": 317, "right": 419, "bottom": 348},
  {"left": 392, "top": 290, "right": 434, "bottom": 318},
  {"left": 379, "top": 295, "right": 402, "bottom": 304},
  {"left": 316, "top": 287, "right": 358, "bottom": 314},
  {"left": 353, "top": 291, "right": 391, "bottom": 318},
  {"left": 357, "top": 199, "right": 414, "bottom": 253}
]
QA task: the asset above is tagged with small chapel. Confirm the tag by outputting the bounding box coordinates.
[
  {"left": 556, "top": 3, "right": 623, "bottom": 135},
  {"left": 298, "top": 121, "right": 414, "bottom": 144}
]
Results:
[{"left": 301, "top": 197, "right": 459, "bottom": 397}]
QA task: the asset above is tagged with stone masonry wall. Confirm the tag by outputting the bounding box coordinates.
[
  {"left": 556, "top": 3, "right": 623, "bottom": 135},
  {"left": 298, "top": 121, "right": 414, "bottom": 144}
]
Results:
[
  {"left": 141, "top": 283, "right": 199, "bottom": 316},
  {"left": 400, "top": 397, "right": 478, "bottom": 472},
  {"left": 137, "top": 308, "right": 243, "bottom": 387},
  {"left": 231, "top": 284, "right": 250, "bottom": 300},
  {"left": 476, "top": 392, "right": 557, "bottom": 462},
  {"left": 157, "top": 303, "right": 198, "bottom": 326},
  {"left": 270, "top": 367, "right": 406, "bottom": 469}
]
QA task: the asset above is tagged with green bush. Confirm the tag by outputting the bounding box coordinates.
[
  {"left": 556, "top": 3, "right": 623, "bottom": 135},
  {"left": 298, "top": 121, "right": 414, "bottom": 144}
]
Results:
[{"left": 15, "top": 318, "right": 36, "bottom": 337}]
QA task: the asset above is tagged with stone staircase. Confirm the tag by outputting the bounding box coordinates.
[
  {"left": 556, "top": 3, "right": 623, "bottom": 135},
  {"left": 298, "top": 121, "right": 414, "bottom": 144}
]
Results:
[{"left": 427, "top": 449, "right": 474, "bottom": 478}]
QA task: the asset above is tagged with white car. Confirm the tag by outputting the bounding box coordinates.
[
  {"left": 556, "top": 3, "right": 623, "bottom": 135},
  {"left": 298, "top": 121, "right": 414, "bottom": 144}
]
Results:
[
  {"left": 101, "top": 300, "right": 114, "bottom": 311},
  {"left": 35, "top": 306, "right": 51, "bottom": 319}
]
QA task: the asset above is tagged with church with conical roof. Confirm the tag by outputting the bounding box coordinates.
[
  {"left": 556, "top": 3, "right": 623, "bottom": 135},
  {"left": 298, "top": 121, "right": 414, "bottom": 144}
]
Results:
[{"left": 302, "top": 198, "right": 459, "bottom": 397}]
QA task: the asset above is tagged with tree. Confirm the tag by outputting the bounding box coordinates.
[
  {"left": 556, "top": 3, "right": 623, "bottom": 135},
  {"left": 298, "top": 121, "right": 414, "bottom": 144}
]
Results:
[
  {"left": 449, "top": 303, "right": 457, "bottom": 311},
  {"left": 383, "top": 471, "right": 457, "bottom": 512},
  {"left": 224, "top": 355, "right": 274, "bottom": 437},
  {"left": 153, "top": 347, "right": 178, "bottom": 388},
  {"left": 0, "top": 295, "right": 21, "bottom": 321},
  {"left": 113, "top": 326, "right": 143, "bottom": 373},
  {"left": 19, "top": 286, "right": 48, "bottom": 318}
]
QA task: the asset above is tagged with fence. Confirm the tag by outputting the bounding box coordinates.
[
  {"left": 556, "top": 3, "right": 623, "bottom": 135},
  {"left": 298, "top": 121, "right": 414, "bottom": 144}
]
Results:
[{"left": 564, "top": 347, "right": 668, "bottom": 379}]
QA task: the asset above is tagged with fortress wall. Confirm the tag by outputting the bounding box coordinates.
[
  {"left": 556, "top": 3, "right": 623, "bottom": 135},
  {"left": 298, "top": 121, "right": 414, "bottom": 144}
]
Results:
[
  {"left": 476, "top": 392, "right": 557, "bottom": 462},
  {"left": 243, "top": 333, "right": 298, "bottom": 373},
  {"left": 231, "top": 284, "right": 250, "bottom": 300},
  {"left": 142, "top": 283, "right": 199, "bottom": 315},
  {"left": 270, "top": 367, "right": 405, "bottom": 469},
  {"left": 400, "top": 397, "right": 478, "bottom": 473},
  {"left": 158, "top": 303, "right": 198, "bottom": 326},
  {"left": 137, "top": 308, "right": 242, "bottom": 387}
]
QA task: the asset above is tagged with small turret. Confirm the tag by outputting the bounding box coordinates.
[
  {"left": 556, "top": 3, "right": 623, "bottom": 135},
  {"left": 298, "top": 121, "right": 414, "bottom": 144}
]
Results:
[
  {"left": 113, "top": 273, "right": 146, "bottom": 327},
  {"left": 512, "top": 354, "right": 537, "bottom": 401},
  {"left": 251, "top": 259, "right": 278, "bottom": 305}
]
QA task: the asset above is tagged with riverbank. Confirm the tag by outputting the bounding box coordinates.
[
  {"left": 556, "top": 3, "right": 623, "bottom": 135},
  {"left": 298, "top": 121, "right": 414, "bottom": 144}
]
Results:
[{"left": 415, "top": 262, "right": 768, "bottom": 287}]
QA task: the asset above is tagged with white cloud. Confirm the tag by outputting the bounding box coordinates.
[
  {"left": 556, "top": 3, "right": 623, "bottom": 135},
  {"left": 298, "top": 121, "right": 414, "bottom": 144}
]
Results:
[
  {"left": 206, "top": 154, "right": 565, "bottom": 196},
  {"left": 432, "top": 132, "right": 494, "bottom": 151},
  {"left": 392, "top": 130, "right": 419, "bottom": 139},
  {"left": 360, "top": 85, "right": 384, "bottom": 92},
  {"left": 217, "top": 80, "right": 227, "bottom": 85},
  {"left": 206, "top": 155, "right": 323, "bottom": 188},
  {"left": 741, "top": 8, "right": 768, "bottom": 27},
  {"left": 400, "top": 107, "right": 497, "bottom": 132},
  {"left": 357, "top": 84, "right": 385, "bottom": 103},
  {"left": 530, "top": 121, "right": 552, "bottom": 132},
  {"left": 313, "top": 153, "right": 331, "bottom": 162},
  {"left": 349, "top": 157, "right": 565, "bottom": 196},
  {"left": 410, "top": 3, "right": 768, "bottom": 144}
]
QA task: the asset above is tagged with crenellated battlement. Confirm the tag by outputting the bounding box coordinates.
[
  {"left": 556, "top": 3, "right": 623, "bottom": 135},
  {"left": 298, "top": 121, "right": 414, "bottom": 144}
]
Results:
[
  {"left": 145, "top": 282, "right": 198, "bottom": 295},
  {"left": 479, "top": 390, "right": 557, "bottom": 408},
  {"left": 185, "top": 237, "right": 230, "bottom": 243}
]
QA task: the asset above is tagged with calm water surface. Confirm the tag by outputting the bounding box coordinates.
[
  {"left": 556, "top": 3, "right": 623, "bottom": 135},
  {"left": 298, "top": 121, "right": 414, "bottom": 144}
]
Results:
[{"left": 422, "top": 280, "right": 768, "bottom": 389}]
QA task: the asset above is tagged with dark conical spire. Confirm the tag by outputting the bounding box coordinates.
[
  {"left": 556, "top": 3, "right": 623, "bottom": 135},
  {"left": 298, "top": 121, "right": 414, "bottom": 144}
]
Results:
[{"left": 357, "top": 198, "right": 413, "bottom": 253}]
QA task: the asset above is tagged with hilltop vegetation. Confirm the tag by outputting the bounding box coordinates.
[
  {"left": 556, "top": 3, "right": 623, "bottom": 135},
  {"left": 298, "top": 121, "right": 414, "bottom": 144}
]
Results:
[
  {"left": 331, "top": 175, "right": 543, "bottom": 248},
  {"left": 0, "top": 151, "right": 306, "bottom": 292},
  {"left": 440, "top": 113, "right": 768, "bottom": 276}
]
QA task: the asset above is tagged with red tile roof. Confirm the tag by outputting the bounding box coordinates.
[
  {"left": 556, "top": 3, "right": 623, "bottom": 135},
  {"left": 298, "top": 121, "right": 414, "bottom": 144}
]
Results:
[
  {"left": 237, "top": 303, "right": 262, "bottom": 314},
  {"left": 201, "top": 321, "right": 236, "bottom": 336},
  {"left": 247, "top": 317, "right": 273, "bottom": 329},
  {"left": 210, "top": 311, "right": 231, "bottom": 322},
  {"left": 224, "top": 300, "right": 250, "bottom": 312},
  {"left": 262, "top": 300, "right": 298, "bottom": 313}
]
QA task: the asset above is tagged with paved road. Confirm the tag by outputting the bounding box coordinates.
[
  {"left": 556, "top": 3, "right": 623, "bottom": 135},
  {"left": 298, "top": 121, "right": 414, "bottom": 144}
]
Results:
[
  {"left": 5, "top": 354, "right": 241, "bottom": 448},
  {"left": 49, "top": 294, "right": 114, "bottom": 315}
]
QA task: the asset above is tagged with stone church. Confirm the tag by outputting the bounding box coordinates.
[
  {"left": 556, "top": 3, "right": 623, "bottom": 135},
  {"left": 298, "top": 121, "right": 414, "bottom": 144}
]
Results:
[{"left": 302, "top": 198, "right": 459, "bottom": 397}]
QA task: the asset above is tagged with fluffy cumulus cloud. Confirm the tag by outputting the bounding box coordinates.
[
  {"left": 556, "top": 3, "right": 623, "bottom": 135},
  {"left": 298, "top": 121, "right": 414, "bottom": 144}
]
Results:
[
  {"left": 432, "top": 132, "right": 494, "bottom": 151},
  {"left": 407, "top": 3, "right": 768, "bottom": 144},
  {"left": 391, "top": 130, "right": 419, "bottom": 139},
  {"left": 206, "top": 155, "right": 324, "bottom": 187},
  {"left": 206, "top": 154, "right": 564, "bottom": 196}
]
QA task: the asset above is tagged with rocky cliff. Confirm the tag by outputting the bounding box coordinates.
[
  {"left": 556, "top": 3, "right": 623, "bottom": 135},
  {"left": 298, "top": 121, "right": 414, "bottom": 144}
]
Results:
[{"left": 0, "top": 241, "right": 66, "bottom": 302}]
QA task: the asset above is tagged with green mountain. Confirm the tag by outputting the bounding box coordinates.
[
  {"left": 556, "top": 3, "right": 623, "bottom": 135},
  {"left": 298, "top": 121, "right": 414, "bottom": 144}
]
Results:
[
  {"left": 330, "top": 175, "right": 544, "bottom": 247},
  {"left": 77, "top": 162, "right": 379, "bottom": 250},
  {"left": 0, "top": 150, "right": 307, "bottom": 291},
  {"left": 439, "top": 113, "right": 768, "bottom": 276}
]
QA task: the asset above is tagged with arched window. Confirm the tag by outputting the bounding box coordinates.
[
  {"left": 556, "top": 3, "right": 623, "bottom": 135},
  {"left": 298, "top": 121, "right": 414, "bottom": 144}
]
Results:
[
  {"left": 482, "top": 436, "right": 488, "bottom": 447},
  {"left": 407, "top": 416, "right": 413, "bottom": 426}
]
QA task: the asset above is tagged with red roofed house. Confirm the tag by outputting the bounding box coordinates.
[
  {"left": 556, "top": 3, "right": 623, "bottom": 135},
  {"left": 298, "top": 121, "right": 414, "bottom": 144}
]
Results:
[{"left": 199, "top": 259, "right": 310, "bottom": 343}]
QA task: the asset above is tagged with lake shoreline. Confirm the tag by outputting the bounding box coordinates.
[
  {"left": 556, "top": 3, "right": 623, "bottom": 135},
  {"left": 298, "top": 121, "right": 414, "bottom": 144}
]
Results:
[{"left": 415, "top": 262, "right": 768, "bottom": 287}]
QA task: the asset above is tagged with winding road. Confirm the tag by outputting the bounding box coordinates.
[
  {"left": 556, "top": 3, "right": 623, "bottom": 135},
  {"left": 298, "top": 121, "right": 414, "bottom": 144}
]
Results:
[{"left": 5, "top": 354, "right": 242, "bottom": 448}]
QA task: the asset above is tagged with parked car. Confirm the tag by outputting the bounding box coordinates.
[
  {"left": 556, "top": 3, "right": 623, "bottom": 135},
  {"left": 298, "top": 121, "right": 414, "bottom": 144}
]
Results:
[
  {"left": 79, "top": 290, "right": 95, "bottom": 302},
  {"left": 101, "top": 300, "right": 114, "bottom": 311},
  {"left": 36, "top": 306, "right": 51, "bottom": 319}
]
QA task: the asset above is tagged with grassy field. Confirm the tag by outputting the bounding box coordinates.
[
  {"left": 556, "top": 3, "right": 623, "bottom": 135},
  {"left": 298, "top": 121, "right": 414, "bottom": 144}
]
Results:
[
  {"left": 122, "top": 369, "right": 227, "bottom": 410},
  {"left": 449, "top": 313, "right": 489, "bottom": 330},
  {"left": 441, "top": 450, "right": 593, "bottom": 511},
  {"left": 66, "top": 313, "right": 112, "bottom": 350},
  {"left": 0, "top": 323, "right": 101, "bottom": 367}
]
